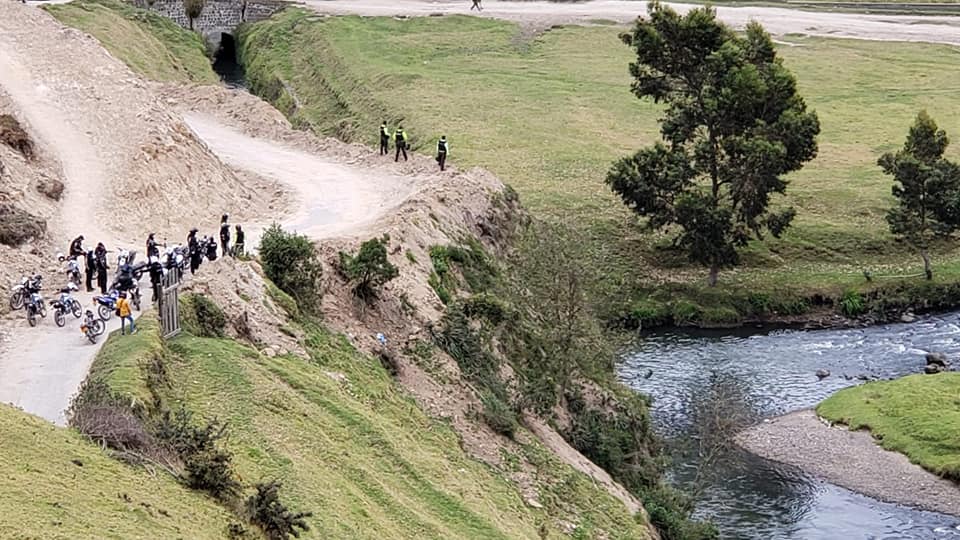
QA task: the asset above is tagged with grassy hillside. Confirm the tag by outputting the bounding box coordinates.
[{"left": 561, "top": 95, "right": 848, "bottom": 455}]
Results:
[
  {"left": 46, "top": 0, "right": 217, "bottom": 84},
  {"left": 71, "top": 296, "right": 651, "bottom": 539},
  {"left": 818, "top": 373, "right": 960, "bottom": 480},
  {"left": 0, "top": 404, "right": 232, "bottom": 539},
  {"left": 238, "top": 10, "right": 960, "bottom": 321}
]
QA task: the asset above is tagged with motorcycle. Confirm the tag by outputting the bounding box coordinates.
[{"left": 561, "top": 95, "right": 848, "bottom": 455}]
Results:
[
  {"left": 64, "top": 258, "right": 82, "bottom": 287},
  {"left": 9, "top": 276, "right": 29, "bottom": 310},
  {"left": 117, "top": 247, "right": 137, "bottom": 268},
  {"left": 25, "top": 291, "right": 46, "bottom": 327},
  {"left": 51, "top": 283, "right": 82, "bottom": 327},
  {"left": 93, "top": 290, "right": 119, "bottom": 321},
  {"left": 80, "top": 310, "right": 104, "bottom": 344}
]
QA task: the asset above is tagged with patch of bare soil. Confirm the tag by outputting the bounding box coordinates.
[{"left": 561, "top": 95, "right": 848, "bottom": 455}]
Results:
[{"left": 737, "top": 409, "right": 960, "bottom": 517}]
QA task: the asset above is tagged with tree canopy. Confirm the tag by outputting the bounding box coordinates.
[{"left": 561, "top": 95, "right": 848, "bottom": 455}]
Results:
[
  {"left": 607, "top": 2, "right": 819, "bottom": 285},
  {"left": 880, "top": 111, "right": 960, "bottom": 280}
]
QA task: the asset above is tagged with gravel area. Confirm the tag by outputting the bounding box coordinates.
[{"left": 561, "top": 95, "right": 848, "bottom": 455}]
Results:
[{"left": 736, "top": 409, "right": 960, "bottom": 517}]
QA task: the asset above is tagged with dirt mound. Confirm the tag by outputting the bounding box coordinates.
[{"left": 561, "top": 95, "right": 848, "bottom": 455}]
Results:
[
  {"left": 0, "top": 204, "right": 45, "bottom": 247},
  {"left": 180, "top": 257, "right": 306, "bottom": 357}
]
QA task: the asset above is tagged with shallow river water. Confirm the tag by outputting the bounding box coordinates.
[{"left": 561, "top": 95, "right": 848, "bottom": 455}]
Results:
[{"left": 619, "top": 313, "right": 960, "bottom": 539}]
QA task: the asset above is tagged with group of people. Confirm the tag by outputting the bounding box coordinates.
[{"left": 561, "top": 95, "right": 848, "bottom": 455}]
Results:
[{"left": 378, "top": 122, "right": 450, "bottom": 172}]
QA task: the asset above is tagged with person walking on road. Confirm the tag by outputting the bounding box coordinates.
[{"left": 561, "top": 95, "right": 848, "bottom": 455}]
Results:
[
  {"left": 436, "top": 135, "right": 449, "bottom": 171},
  {"left": 219, "top": 214, "right": 231, "bottom": 258},
  {"left": 471, "top": 0, "right": 482, "bottom": 11},
  {"left": 379, "top": 121, "right": 391, "bottom": 156},
  {"left": 394, "top": 126, "right": 408, "bottom": 162},
  {"left": 233, "top": 224, "right": 245, "bottom": 257},
  {"left": 94, "top": 242, "right": 109, "bottom": 294},
  {"left": 117, "top": 292, "right": 136, "bottom": 335}
]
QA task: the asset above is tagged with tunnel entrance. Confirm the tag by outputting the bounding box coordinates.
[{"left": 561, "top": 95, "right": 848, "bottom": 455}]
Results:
[{"left": 212, "top": 33, "right": 246, "bottom": 89}]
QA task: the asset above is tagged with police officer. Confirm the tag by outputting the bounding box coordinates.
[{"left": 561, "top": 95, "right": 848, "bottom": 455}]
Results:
[
  {"left": 94, "top": 242, "right": 109, "bottom": 294},
  {"left": 436, "top": 135, "right": 449, "bottom": 171},
  {"left": 84, "top": 249, "right": 96, "bottom": 292},
  {"left": 394, "top": 126, "right": 408, "bottom": 162},
  {"left": 188, "top": 228, "right": 202, "bottom": 274},
  {"left": 379, "top": 121, "right": 391, "bottom": 156}
]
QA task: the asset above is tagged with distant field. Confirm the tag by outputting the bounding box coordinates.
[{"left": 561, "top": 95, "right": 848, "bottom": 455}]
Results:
[
  {"left": 239, "top": 11, "right": 960, "bottom": 297},
  {"left": 46, "top": 0, "right": 217, "bottom": 84}
]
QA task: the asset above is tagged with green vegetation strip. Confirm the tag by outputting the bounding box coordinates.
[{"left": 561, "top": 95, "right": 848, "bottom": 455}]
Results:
[
  {"left": 46, "top": 0, "right": 217, "bottom": 84},
  {"left": 818, "top": 373, "right": 960, "bottom": 479}
]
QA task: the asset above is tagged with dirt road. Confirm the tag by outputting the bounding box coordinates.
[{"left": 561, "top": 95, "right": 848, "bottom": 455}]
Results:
[{"left": 305, "top": 0, "right": 960, "bottom": 45}]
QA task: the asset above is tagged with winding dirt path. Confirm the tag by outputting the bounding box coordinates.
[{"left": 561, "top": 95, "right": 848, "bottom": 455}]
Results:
[{"left": 306, "top": 0, "right": 960, "bottom": 45}]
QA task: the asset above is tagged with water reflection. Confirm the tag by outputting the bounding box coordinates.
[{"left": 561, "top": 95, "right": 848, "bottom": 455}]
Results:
[{"left": 619, "top": 313, "right": 960, "bottom": 538}]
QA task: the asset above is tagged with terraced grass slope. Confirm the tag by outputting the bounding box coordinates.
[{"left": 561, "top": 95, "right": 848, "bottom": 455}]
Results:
[
  {"left": 818, "top": 373, "right": 960, "bottom": 480},
  {"left": 46, "top": 0, "right": 217, "bottom": 84},
  {"left": 238, "top": 10, "right": 960, "bottom": 308},
  {"left": 0, "top": 404, "right": 232, "bottom": 539}
]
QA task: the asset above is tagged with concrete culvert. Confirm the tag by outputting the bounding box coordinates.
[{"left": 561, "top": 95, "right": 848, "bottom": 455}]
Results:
[
  {"left": 0, "top": 114, "right": 34, "bottom": 159},
  {"left": 0, "top": 203, "right": 46, "bottom": 246}
]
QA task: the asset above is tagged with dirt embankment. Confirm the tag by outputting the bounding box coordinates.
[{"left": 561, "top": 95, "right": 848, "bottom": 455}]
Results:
[{"left": 737, "top": 410, "right": 960, "bottom": 517}]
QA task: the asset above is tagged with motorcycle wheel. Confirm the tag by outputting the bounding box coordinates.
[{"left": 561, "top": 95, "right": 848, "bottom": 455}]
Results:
[
  {"left": 55, "top": 309, "right": 65, "bottom": 327},
  {"left": 71, "top": 300, "right": 82, "bottom": 318},
  {"left": 86, "top": 331, "right": 98, "bottom": 344},
  {"left": 27, "top": 309, "right": 37, "bottom": 327},
  {"left": 38, "top": 302, "right": 46, "bottom": 318},
  {"left": 9, "top": 291, "right": 23, "bottom": 311},
  {"left": 133, "top": 291, "right": 141, "bottom": 311},
  {"left": 92, "top": 319, "right": 105, "bottom": 336},
  {"left": 98, "top": 304, "right": 113, "bottom": 321}
]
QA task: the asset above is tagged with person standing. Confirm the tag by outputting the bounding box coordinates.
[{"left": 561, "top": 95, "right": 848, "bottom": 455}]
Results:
[
  {"left": 471, "top": 0, "right": 482, "bottom": 11},
  {"left": 233, "top": 224, "right": 245, "bottom": 257},
  {"left": 436, "top": 135, "right": 449, "bottom": 171},
  {"left": 94, "top": 242, "right": 109, "bottom": 294},
  {"left": 394, "top": 126, "right": 408, "bottom": 162},
  {"left": 379, "top": 122, "right": 391, "bottom": 156},
  {"left": 148, "top": 256, "right": 163, "bottom": 304},
  {"left": 188, "top": 229, "right": 202, "bottom": 274},
  {"left": 219, "top": 214, "right": 231, "bottom": 258},
  {"left": 84, "top": 249, "right": 96, "bottom": 292},
  {"left": 146, "top": 233, "right": 159, "bottom": 259},
  {"left": 69, "top": 235, "right": 85, "bottom": 259},
  {"left": 117, "top": 292, "right": 136, "bottom": 335}
]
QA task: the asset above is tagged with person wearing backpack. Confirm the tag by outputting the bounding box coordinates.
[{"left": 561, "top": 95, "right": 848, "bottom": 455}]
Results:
[{"left": 117, "top": 292, "right": 136, "bottom": 335}]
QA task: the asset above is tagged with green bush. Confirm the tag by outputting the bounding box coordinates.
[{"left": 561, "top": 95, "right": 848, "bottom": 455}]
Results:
[
  {"left": 839, "top": 289, "right": 864, "bottom": 318},
  {"left": 339, "top": 235, "right": 399, "bottom": 300},
  {"left": 670, "top": 300, "right": 702, "bottom": 326},
  {"left": 642, "top": 485, "right": 719, "bottom": 540},
  {"left": 428, "top": 271, "right": 452, "bottom": 304},
  {"left": 259, "top": 224, "right": 323, "bottom": 314},
  {"left": 480, "top": 391, "right": 518, "bottom": 438},
  {"left": 191, "top": 294, "right": 226, "bottom": 338},
  {"left": 462, "top": 293, "right": 512, "bottom": 325},
  {"left": 630, "top": 299, "right": 671, "bottom": 328},
  {"left": 153, "top": 407, "right": 240, "bottom": 501},
  {"left": 245, "top": 480, "right": 312, "bottom": 540}
]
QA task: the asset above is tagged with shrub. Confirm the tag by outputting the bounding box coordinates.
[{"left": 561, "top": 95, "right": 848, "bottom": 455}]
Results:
[
  {"left": 339, "top": 235, "right": 399, "bottom": 300},
  {"left": 630, "top": 299, "right": 671, "bottom": 329},
  {"left": 153, "top": 407, "right": 240, "bottom": 501},
  {"left": 428, "top": 272, "right": 452, "bottom": 304},
  {"left": 462, "top": 293, "right": 511, "bottom": 325},
  {"left": 191, "top": 294, "right": 226, "bottom": 338},
  {"left": 259, "top": 224, "right": 323, "bottom": 314},
  {"left": 670, "top": 300, "right": 702, "bottom": 326},
  {"left": 71, "top": 403, "right": 154, "bottom": 452},
  {"left": 839, "top": 289, "right": 865, "bottom": 318},
  {"left": 245, "top": 480, "right": 313, "bottom": 540},
  {"left": 480, "top": 391, "right": 518, "bottom": 438},
  {"left": 642, "top": 485, "right": 719, "bottom": 540}
]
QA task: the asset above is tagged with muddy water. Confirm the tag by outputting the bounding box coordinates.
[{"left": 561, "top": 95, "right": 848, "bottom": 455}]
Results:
[{"left": 619, "top": 314, "right": 960, "bottom": 539}]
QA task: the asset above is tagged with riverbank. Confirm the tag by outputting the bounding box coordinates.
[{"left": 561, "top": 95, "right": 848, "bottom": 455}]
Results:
[{"left": 735, "top": 409, "right": 960, "bottom": 517}]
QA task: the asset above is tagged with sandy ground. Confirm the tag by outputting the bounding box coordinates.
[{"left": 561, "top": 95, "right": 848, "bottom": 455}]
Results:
[
  {"left": 305, "top": 0, "right": 960, "bottom": 45},
  {"left": 736, "top": 409, "right": 960, "bottom": 517}
]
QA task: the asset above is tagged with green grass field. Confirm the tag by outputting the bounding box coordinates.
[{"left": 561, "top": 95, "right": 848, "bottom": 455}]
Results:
[
  {"left": 46, "top": 0, "right": 218, "bottom": 84},
  {"left": 239, "top": 11, "right": 960, "bottom": 302},
  {"left": 0, "top": 404, "right": 232, "bottom": 539},
  {"left": 818, "top": 373, "right": 960, "bottom": 479}
]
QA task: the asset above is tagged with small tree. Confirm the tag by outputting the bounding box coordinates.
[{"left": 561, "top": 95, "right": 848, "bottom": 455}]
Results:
[
  {"left": 184, "top": 0, "right": 205, "bottom": 31},
  {"left": 245, "top": 481, "right": 312, "bottom": 540},
  {"left": 608, "top": 2, "right": 820, "bottom": 286},
  {"left": 258, "top": 224, "right": 323, "bottom": 314},
  {"left": 879, "top": 111, "right": 960, "bottom": 280},
  {"left": 338, "top": 235, "right": 399, "bottom": 300}
]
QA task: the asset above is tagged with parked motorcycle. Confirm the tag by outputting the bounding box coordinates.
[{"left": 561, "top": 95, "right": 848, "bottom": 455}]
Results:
[
  {"left": 64, "top": 258, "right": 82, "bottom": 287},
  {"left": 9, "top": 276, "right": 28, "bottom": 310},
  {"left": 25, "top": 291, "right": 46, "bottom": 327},
  {"left": 51, "top": 283, "right": 82, "bottom": 327},
  {"left": 80, "top": 310, "right": 104, "bottom": 344},
  {"left": 93, "top": 290, "right": 119, "bottom": 321}
]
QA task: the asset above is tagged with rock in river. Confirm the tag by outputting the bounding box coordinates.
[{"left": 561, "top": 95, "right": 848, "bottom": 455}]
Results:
[
  {"left": 926, "top": 352, "right": 949, "bottom": 367},
  {"left": 816, "top": 369, "right": 830, "bottom": 380}
]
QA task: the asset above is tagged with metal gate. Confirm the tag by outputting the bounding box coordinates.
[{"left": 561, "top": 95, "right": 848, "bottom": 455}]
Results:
[{"left": 159, "top": 269, "right": 182, "bottom": 339}]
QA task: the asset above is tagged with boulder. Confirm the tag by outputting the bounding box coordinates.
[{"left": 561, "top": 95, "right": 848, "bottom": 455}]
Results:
[
  {"left": 815, "top": 369, "right": 830, "bottom": 380},
  {"left": 926, "top": 352, "right": 949, "bottom": 367},
  {"left": 925, "top": 364, "right": 945, "bottom": 375},
  {"left": 900, "top": 312, "right": 916, "bottom": 323}
]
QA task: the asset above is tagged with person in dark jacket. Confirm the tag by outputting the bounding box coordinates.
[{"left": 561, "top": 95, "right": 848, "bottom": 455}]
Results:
[
  {"left": 94, "top": 243, "right": 109, "bottom": 294},
  {"left": 379, "top": 122, "right": 390, "bottom": 156},
  {"left": 146, "top": 233, "right": 159, "bottom": 259},
  {"left": 233, "top": 224, "right": 245, "bottom": 257},
  {"left": 436, "top": 135, "right": 449, "bottom": 171},
  {"left": 188, "top": 229, "right": 201, "bottom": 274},
  {"left": 219, "top": 214, "right": 231, "bottom": 257},
  {"left": 84, "top": 249, "right": 96, "bottom": 292},
  {"left": 149, "top": 256, "right": 163, "bottom": 303},
  {"left": 394, "top": 126, "right": 408, "bottom": 162},
  {"left": 69, "top": 235, "right": 85, "bottom": 259}
]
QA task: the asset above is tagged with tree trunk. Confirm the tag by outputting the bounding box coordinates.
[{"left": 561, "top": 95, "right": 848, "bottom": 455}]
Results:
[
  {"left": 188, "top": 17, "right": 194, "bottom": 31},
  {"left": 708, "top": 265, "right": 719, "bottom": 287},
  {"left": 921, "top": 249, "right": 933, "bottom": 280}
]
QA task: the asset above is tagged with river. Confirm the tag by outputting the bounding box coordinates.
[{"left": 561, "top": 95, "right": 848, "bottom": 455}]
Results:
[{"left": 619, "top": 314, "right": 960, "bottom": 539}]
